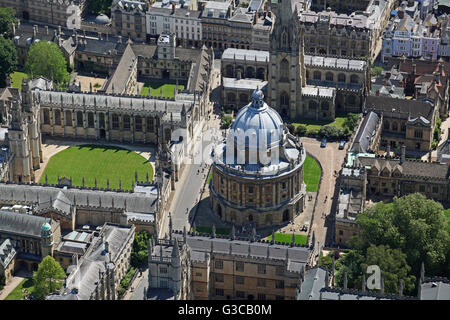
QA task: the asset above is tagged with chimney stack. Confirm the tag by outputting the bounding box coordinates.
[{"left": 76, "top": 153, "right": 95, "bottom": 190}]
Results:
[{"left": 172, "top": 2, "right": 176, "bottom": 13}]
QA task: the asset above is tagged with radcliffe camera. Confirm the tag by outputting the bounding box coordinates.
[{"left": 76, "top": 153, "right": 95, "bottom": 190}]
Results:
[{"left": 0, "top": 0, "right": 449, "bottom": 307}]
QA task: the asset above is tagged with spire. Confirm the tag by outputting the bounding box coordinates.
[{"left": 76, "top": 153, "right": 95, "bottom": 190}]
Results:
[
  {"left": 230, "top": 224, "right": 235, "bottom": 240},
  {"left": 171, "top": 237, "right": 180, "bottom": 260}
]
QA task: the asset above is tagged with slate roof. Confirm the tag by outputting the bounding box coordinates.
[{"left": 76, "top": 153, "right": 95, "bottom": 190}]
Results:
[
  {"left": 304, "top": 55, "right": 366, "bottom": 71},
  {"left": 420, "top": 279, "right": 450, "bottom": 300},
  {"left": 0, "top": 184, "right": 158, "bottom": 215},
  {"left": 357, "top": 156, "right": 450, "bottom": 180},
  {"left": 103, "top": 43, "right": 137, "bottom": 94},
  {"left": 364, "top": 95, "right": 435, "bottom": 121},
  {"left": 0, "top": 210, "right": 50, "bottom": 238},
  {"left": 298, "top": 266, "right": 328, "bottom": 300},
  {"left": 352, "top": 111, "right": 380, "bottom": 153}
]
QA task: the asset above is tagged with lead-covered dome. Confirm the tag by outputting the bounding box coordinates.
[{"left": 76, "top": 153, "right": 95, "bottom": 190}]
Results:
[{"left": 231, "top": 89, "right": 284, "bottom": 149}]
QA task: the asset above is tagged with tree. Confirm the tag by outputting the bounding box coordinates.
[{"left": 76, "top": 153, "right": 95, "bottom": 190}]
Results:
[
  {"left": 130, "top": 230, "right": 150, "bottom": 268},
  {"left": 86, "top": 0, "right": 113, "bottom": 16},
  {"left": 0, "top": 36, "right": 17, "bottom": 87},
  {"left": 0, "top": 7, "right": 17, "bottom": 39},
  {"left": 318, "top": 125, "right": 344, "bottom": 140},
  {"left": 24, "top": 41, "right": 70, "bottom": 85},
  {"left": 33, "top": 256, "right": 66, "bottom": 300},
  {"left": 343, "top": 113, "right": 360, "bottom": 132},
  {"left": 353, "top": 193, "right": 450, "bottom": 278},
  {"left": 295, "top": 124, "right": 308, "bottom": 136}
]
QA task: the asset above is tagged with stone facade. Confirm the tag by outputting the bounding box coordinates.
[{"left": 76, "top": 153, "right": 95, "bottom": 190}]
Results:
[
  {"left": 112, "top": 0, "right": 147, "bottom": 43},
  {"left": 146, "top": 229, "right": 318, "bottom": 300}
]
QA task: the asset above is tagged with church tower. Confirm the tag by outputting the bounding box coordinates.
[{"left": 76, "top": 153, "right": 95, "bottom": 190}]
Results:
[
  {"left": 268, "top": 0, "right": 306, "bottom": 120},
  {"left": 40, "top": 222, "right": 54, "bottom": 257}
]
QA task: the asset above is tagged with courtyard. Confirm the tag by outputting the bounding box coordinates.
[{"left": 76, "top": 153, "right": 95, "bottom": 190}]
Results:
[
  {"left": 140, "top": 81, "right": 185, "bottom": 98},
  {"left": 38, "top": 144, "right": 154, "bottom": 191}
]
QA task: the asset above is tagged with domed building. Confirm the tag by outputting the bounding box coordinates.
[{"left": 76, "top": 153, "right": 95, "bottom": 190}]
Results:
[{"left": 210, "top": 89, "right": 307, "bottom": 227}]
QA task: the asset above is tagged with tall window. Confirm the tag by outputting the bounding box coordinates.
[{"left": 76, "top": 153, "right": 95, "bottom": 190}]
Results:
[
  {"left": 43, "top": 109, "right": 50, "bottom": 124},
  {"left": 215, "top": 260, "right": 223, "bottom": 269},
  {"left": 123, "top": 115, "right": 130, "bottom": 130},
  {"left": 414, "top": 129, "right": 423, "bottom": 138},
  {"left": 280, "top": 59, "right": 289, "bottom": 82},
  {"left": 147, "top": 117, "right": 154, "bottom": 132},
  {"left": 135, "top": 116, "right": 142, "bottom": 132},
  {"left": 258, "top": 264, "right": 266, "bottom": 274},
  {"left": 236, "top": 261, "right": 244, "bottom": 272},
  {"left": 65, "top": 110, "right": 72, "bottom": 126},
  {"left": 112, "top": 114, "right": 119, "bottom": 130},
  {"left": 88, "top": 112, "right": 94, "bottom": 128},
  {"left": 280, "top": 92, "right": 289, "bottom": 107},
  {"left": 54, "top": 110, "right": 61, "bottom": 125},
  {"left": 76, "top": 111, "right": 83, "bottom": 127}
]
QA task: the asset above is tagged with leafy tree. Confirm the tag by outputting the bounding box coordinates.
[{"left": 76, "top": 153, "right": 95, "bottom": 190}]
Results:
[
  {"left": 352, "top": 193, "right": 450, "bottom": 278},
  {"left": 343, "top": 113, "right": 360, "bottom": 132},
  {"left": 130, "top": 230, "right": 150, "bottom": 268},
  {"left": 295, "top": 124, "right": 308, "bottom": 136},
  {"left": 318, "top": 125, "right": 344, "bottom": 140},
  {"left": 24, "top": 41, "right": 70, "bottom": 85},
  {"left": 220, "top": 115, "right": 233, "bottom": 129},
  {"left": 0, "top": 7, "right": 17, "bottom": 39},
  {"left": 86, "top": 0, "right": 113, "bottom": 16},
  {"left": 370, "top": 65, "right": 383, "bottom": 77},
  {"left": 0, "top": 36, "right": 17, "bottom": 87},
  {"left": 33, "top": 256, "right": 66, "bottom": 300}
]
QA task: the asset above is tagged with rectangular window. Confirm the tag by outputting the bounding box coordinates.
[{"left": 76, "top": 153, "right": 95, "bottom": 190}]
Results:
[
  {"left": 135, "top": 116, "right": 142, "bottom": 132},
  {"left": 215, "top": 274, "right": 224, "bottom": 282},
  {"left": 160, "top": 267, "right": 168, "bottom": 273},
  {"left": 112, "top": 114, "right": 119, "bottom": 130},
  {"left": 215, "top": 288, "right": 224, "bottom": 296},
  {"left": 257, "top": 278, "right": 266, "bottom": 287},
  {"left": 88, "top": 112, "right": 94, "bottom": 128},
  {"left": 215, "top": 260, "right": 223, "bottom": 269},
  {"left": 236, "top": 261, "right": 244, "bottom": 272},
  {"left": 123, "top": 115, "right": 131, "bottom": 130},
  {"left": 147, "top": 117, "right": 154, "bottom": 132},
  {"left": 76, "top": 111, "right": 83, "bottom": 127},
  {"left": 257, "top": 264, "right": 266, "bottom": 274},
  {"left": 65, "top": 110, "right": 72, "bottom": 126},
  {"left": 236, "top": 276, "right": 244, "bottom": 285},
  {"left": 258, "top": 293, "right": 266, "bottom": 300}
]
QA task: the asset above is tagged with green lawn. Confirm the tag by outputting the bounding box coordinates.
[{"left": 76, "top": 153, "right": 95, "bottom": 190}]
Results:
[
  {"left": 193, "top": 226, "right": 230, "bottom": 236},
  {"left": 207, "top": 170, "right": 212, "bottom": 184},
  {"left": 5, "top": 278, "right": 35, "bottom": 300},
  {"left": 39, "top": 145, "right": 154, "bottom": 190},
  {"left": 10, "top": 72, "right": 29, "bottom": 90},
  {"left": 292, "top": 116, "right": 347, "bottom": 132},
  {"left": 265, "top": 233, "right": 308, "bottom": 245},
  {"left": 304, "top": 155, "right": 321, "bottom": 192},
  {"left": 140, "top": 81, "right": 184, "bottom": 98}
]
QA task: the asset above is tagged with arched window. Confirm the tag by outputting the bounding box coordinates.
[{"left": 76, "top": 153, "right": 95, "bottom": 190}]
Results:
[
  {"left": 338, "top": 73, "right": 346, "bottom": 83},
  {"left": 43, "top": 109, "right": 50, "bottom": 124},
  {"left": 350, "top": 74, "right": 359, "bottom": 84},
  {"left": 76, "top": 111, "right": 83, "bottom": 127},
  {"left": 392, "top": 122, "right": 398, "bottom": 131},
  {"left": 135, "top": 116, "right": 142, "bottom": 132},
  {"left": 65, "top": 110, "right": 72, "bottom": 126},
  {"left": 246, "top": 66, "right": 255, "bottom": 78},
  {"left": 147, "top": 116, "right": 154, "bottom": 132},
  {"left": 123, "top": 115, "right": 131, "bottom": 130},
  {"left": 112, "top": 114, "right": 119, "bottom": 130},
  {"left": 280, "top": 91, "right": 289, "bottom": 107},
  {"left": 325, "top": 72, "right": 334, "bottom": 81},
  {"left": 256, "top": 68, "right": 265, "bottom": 80},
  {"left": 87, "top": 112, "right": 94, "bottom": 128},
  {"left": 227, "top": 92, "right": 236, "bottom": 103},
  {"left": 313, "top": 71, "right": 321, "bottom": 80},
  {"left": 280, "top": 59, "right": 289, "bottom": 82},
  {"left": 226, "top": 65, "right": 233, "bottom": 77},
  {"left": 239, "top": 93, "right": 248, "bottom": 104},
  {"left": 54, "top": 110, "right": 61, "bottom": 125},
  {"left": 308, "top": 100, "right": 318, "bottom": 111}
]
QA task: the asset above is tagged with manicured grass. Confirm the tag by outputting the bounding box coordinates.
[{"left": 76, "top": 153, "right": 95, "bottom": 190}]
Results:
[
  {"left": 10, "top": 72, "right": 29, "bottom": 90},
  {"left": 207, "top": 170, "right": 212, "bottom": 184},
  {"left": 193, "top": 226, "right": 230, "bottom": 236},
  {"left": 140, "top": 81, "right": 184, "bottom": 98},
  {"left": 265, "top": 233, "right": 308, "bottom": 245},
  {"left": 5, "top": 278, "right": 35, "bottom": 300},
  {"left": 292, "top": 116, "right": 347, "bottom": 132},
  {"left": 39, "top": 145, "right": 153, "bottom": 191},
  {"left": 303, "top": 155, "right": 321, "bottom": 192}
]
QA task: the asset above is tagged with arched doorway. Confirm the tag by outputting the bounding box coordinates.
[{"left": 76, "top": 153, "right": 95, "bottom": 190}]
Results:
[{"left": 282, "top": 210, "right": 289, "bottom": 222}]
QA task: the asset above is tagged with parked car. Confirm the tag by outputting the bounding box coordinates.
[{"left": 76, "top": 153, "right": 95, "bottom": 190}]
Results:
[
  {"left": 338, "top": 140, "right": 346, "bottom": 150},
  {"left": 320, "top": 138, "right": 327, "bottom": 148}
]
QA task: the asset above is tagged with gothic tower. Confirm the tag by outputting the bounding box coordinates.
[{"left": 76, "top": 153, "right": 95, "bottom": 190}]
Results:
[{"left": 268, "top": 0, "right": 306, "bottom": 120}]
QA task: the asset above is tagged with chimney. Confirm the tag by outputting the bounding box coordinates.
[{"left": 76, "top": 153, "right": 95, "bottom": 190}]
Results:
[
  {"left": 172, "top": 2, "right": 176, "bottom": 13},
  {"left": 33, "top": 25, "right": 37, "bottom": 38},
  {"left": 254, "top": 12, "right": 257, "bottom": 24},
  {"left": 412, "top": 63, "right": 417, "bottom": 75},
  {"left": 45, "top": 26, "right": 49, "bottom": 35},
  {"left": 400, "top": 145, "right": 406, "bottom": 164},
  {"left": 34, "top": 24, "right": 38, "bottom": 34}
]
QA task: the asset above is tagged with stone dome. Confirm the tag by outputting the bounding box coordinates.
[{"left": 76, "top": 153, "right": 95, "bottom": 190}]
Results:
[
  {"left": 95, "top": 14, "right": 110, "bottom": 25},
  {"left": 231, "top": 89, "right": 284, "bottom": 149}
]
